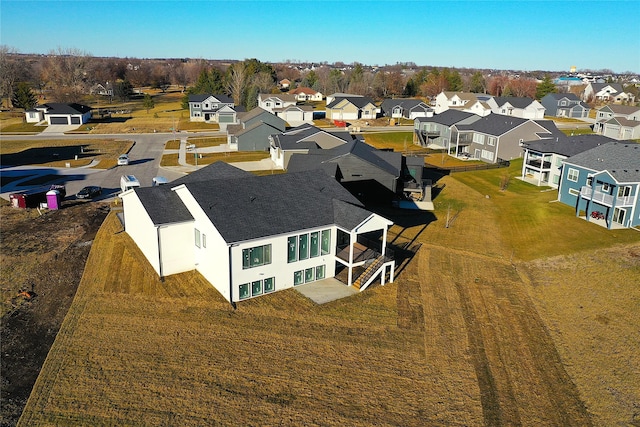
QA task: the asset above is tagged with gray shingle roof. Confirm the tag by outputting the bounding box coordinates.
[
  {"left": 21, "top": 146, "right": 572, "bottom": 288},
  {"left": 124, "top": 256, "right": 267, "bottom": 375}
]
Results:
[
  {"left": 135, "top": 186, "right": 194, "bottom": 225},
  {"left": 171, "top": 161, "right": 252, "bottom": 187},
  {"left": 414, "top": 109, "right": 476, "bottom": 126},
  {"left": 184, "top": 168, "right": 366, "bottom": 243},
  {"left": 523, "top": 134, "right": 615, "bottom": 157},
  {"left": 326, "top": 96, "right": 376, "bottom": 109},
  {"left": 565, "top": 142, "right": 640, "bottom": 182},
  {"left": 39, "top": 103, "right": 92, "bottom": 115},
  {"left": 545, "top": 93, "right": 581, "bottom": 102},
  {"left": 455, "top": 114, "right": 529, "bottom": 136},
  {"left": 492, "top": 96, "right": 535, "bottom": 109},
  {"left": 188, "top": 94, "right": 233, "bottom": 104}
]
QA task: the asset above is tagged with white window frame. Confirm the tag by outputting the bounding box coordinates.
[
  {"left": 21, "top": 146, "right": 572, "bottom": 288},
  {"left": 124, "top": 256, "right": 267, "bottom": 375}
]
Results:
[
  {"left": 194, "top": 229, "right": 201, "bottom": 248},
  {"left": 567, "top": 168, "right": 579, "bottom": 182},
  {"left": 568, "top": 188, "right": 580, "bottom": 196}
]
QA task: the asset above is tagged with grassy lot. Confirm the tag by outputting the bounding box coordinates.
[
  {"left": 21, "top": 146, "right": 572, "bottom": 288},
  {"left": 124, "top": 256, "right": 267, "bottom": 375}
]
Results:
[
  {"left": 0, "top": 139, "right": 135, "bottom": 169},
  {"left": 560, "top": 128, "right": 596, "bottom": 136},
  {"left": 185, "top": 136, "right": 227, "bottom": 147},
  {"left": 363, "top": 132, "right": 420, "bottom": 151},
  {"left": 17, "top": 158, "right": 640, "bottom": 426}
]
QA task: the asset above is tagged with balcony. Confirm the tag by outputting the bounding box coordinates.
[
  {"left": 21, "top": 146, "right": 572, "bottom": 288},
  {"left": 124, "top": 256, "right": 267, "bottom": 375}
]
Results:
[
  {"left": 581, "top": 186, "right": 627, "bottom": 207},
  {"left": 526, "top": 158, "right": 551, "bottom": 170}
]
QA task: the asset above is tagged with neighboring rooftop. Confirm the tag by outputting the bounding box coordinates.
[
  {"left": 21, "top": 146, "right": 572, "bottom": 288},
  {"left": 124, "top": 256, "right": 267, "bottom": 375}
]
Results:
[
  {"left": 523, "top": 134, "right": 615, "bottom": 157},
  {"left": 565, "top": 142, "right": 640, "bottom": 182}
]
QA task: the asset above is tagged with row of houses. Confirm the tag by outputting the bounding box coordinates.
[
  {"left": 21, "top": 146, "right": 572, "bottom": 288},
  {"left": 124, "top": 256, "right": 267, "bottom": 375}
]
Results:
[{"left": 521, "top": 135, "right": 640, "bottom": 230}]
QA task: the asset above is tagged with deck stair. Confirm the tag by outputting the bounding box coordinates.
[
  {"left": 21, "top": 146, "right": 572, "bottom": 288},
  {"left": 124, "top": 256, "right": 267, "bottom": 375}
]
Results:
[{"left": 352, "top": 255, "right": 394, "bottom": 291}]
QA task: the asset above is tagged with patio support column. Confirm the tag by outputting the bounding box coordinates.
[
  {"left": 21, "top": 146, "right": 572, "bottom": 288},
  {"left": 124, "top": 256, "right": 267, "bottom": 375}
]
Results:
[
  {"left": 347, "top": 231, "right": 356, "bottom": 286},
  {"left": 521, "top": 150, "right": 528, "bottom": 181},
  {"left": 381, "top": 227, "right": 387, "bottom": 257},
  {"left": 380, "top": 265, "right": 386, "bottom": 286}
]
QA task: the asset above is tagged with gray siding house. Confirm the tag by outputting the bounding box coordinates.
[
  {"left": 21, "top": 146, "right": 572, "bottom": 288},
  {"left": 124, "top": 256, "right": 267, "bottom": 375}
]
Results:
[
  {"left": 188, "top": 94, "right": 236, "bottom": 124},
  {"left": 452, "top": 116, "right": 558, "bottom": 163},
  {"left": 540, "top": 93, "right": 590, "bottom": 118},
  {"left": 227, "top": 108, "right": 287, "bottom": 151},
  {"left": 413, "top": 109, "right": 481, "bottom": 151}
]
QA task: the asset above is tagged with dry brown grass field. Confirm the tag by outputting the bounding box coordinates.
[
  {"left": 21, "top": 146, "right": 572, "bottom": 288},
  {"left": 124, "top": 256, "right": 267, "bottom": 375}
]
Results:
[{"left": 15, "top": 163, "right": 640, "bottom": 426}]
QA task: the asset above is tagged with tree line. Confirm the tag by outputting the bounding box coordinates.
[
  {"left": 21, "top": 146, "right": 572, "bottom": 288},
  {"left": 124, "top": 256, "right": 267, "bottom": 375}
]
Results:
[{"left": 6, "top": 45, "right": 630, "bottom": 112}]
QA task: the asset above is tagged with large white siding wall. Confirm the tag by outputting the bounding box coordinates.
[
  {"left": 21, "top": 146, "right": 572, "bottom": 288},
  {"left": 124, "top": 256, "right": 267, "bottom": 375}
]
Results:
[
  {"left": 122, "top": 192, "right": 162, "bottom": 275},
  {"left": 159, "top": 223, "right": 196, "bottom": 276}
]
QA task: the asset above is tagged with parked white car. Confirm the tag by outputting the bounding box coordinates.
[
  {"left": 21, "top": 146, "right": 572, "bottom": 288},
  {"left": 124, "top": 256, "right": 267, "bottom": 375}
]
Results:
[{"left": 117, "top": 154, "right": 129, "bottom": 165}]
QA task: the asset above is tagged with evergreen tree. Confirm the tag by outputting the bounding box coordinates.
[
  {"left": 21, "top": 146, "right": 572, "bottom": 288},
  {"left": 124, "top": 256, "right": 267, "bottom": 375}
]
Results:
[
  {"left": 535, "top": 75, "right": 557, "bottom": 99},
  {"left": 114, "top": 80, "right": 133, "bottom": 102},
  {"left": 12, "top": 82, "right": 37, "bottom": 110},
  {"left": 142, "top": 93, "right": 155, "bottom": 113},
  {"left": 469, "top": 72, "right": 486, "bottom": 93}
]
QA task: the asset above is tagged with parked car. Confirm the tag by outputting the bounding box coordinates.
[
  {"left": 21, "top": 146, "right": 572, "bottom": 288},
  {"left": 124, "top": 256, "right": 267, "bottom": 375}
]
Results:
[
  {"left": 76, "top": 186, "right": 102, "bottom": 199},
  {"left": 117, "top": 154, "right": 129, "bottom": 165}
]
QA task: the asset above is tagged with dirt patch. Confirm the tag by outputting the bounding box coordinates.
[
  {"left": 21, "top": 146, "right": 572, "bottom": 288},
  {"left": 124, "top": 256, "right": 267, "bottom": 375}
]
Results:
[{"left": 0, "top": 201, "right": 109, "bottom": 427}]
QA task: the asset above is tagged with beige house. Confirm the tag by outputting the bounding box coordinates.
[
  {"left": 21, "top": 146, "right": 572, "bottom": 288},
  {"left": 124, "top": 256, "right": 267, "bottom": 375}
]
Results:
[{"left": 326, "top": 96, "right": 378, "bottom": 121}]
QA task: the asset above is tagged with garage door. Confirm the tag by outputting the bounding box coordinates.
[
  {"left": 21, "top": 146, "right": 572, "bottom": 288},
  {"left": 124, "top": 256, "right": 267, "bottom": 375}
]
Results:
[
  {"left": 50, "top": 116, "right": 69, "bottom": 125},
  {"left": 71, "top": 117, "right": 81, "bottom": 124},
  {"left": 219, "top": 114, "right": 234, "bottom": 123}
]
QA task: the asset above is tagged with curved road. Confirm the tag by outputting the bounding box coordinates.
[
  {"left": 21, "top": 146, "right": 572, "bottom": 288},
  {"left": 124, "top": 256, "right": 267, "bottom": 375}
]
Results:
[{"left": 0, "top": 131, "right": 224, "bottom": 200}]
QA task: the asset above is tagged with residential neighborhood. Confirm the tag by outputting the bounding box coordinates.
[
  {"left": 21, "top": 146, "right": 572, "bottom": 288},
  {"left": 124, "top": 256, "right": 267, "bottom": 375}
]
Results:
[{"left": 1, "top": 10, "right": 639, "bottom": 425}]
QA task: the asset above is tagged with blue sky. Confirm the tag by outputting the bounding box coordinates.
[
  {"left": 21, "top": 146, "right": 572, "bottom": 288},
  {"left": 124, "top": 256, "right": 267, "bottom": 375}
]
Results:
[{"left": 2, "top": 0, "right": 639, "bottom": 73}]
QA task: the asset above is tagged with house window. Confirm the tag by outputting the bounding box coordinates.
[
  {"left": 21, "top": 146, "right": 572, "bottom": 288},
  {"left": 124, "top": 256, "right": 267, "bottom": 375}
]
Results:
[
  {"left": 568, "top": 188, "right": 580, "bottom": 196},
  {"left": 264, "top": 277, "right": 275, "bottom": 293},
  {"left": 553, "top": 175, "right": 560, "bottom": 185},
  {"left": 242, "top": 244, "right": 272, "bottom": 269},
  {"left": 204, "top": 104, "right": 209, "bottom": 109},
  {"left": 487, "top": 137, "right": 496, "bottom": 146},
  {"left": 294, "top": 270, "right": 304, "bottom": 286},
  {"left": 316, "top": 265, "right": 326, "bottom": 280},
  {"left": 305, "top": 268, "right": 315, "bottom": 283},
  {"left": 567, "top": 168, "right": 579, "bottom": 182},
  {"left": 561, "top": 101, "right": 566, "bottom": 106},
  {"left": 321, "top": 230, "right": 331, "bottom": 255},
  {"left": 473, "top": 134, "right": 485, "bottom": 144},
  {"left": 288, "top": 236, "right": 297, "bottom": 263},
  {"left": 310, "top": 232, "right": 320, "bottom": 257},
  {"left": 266, "top": 102, "right": 271, "bottom": 107},
  {"left": 298, "top": 234, "right": 309, "bottom": 260},
  {"left": 194, "top": 104, "right": 200, "bottom": 108},
  {"left": 202, "top": 234, "right": 207, "bottom": 248},
  {"left": 586, "top": 177, "right": 593, "bottom": 186},
  {"left": 194, "top": 229, "right": 201, "bottom": 248},
  {"left": 555, "top": 157, "right": 563, "bottom": 167},
  {"left": 602, "top": 183, "right": 611, "bottom": 193},
  {"left": 251, "top": 280, "right": 263, "bottom": 296},
  {"left": 239, "top": 283, "right": 250, "bottom": 299},
  {"left": 618, "top": 186, "right": 631, "bottom": 197},
  {"left": 481, "top": 150, "right": 495, "bottom": 161}
]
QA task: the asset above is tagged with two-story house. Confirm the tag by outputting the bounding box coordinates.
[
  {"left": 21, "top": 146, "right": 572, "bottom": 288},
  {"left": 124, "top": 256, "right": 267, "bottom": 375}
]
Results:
[
  {"left": 451, "top": 115, "right": 558, "bottom": 163},
  {"left": 433, "top": 91, "right": 479, "bottom": 114},
  {"left": 540, "top": 93, "right": 590, "bottom": 118},
  {"left": 521, "top": 134, "right": 615, "bottom": 188},
  {"left": 593, "top": 105, "right": 640, "bottom": 140},
  {"left": 188, "top": 94, "right": 237, "bottom": 126},
  {"left": 582, "top": 83, "right": 635, "bottom": 104},
  {"left": 487, "top": 96, "right": 546, "bottom": 119},
  {"left": 258, "top": 93, "right": 297, "bottom": 113},
  {"left": 558, "top": 142, "right": 640, "bottom": 229},
  {"left": 120, "top": 161, "right": 396, "bottom": 304},
  {"left": 326, "top": 96, "right": 379, "bottom": 121},
  {"left": 413, "top": 109, "right": 481, "bottom": 151}
]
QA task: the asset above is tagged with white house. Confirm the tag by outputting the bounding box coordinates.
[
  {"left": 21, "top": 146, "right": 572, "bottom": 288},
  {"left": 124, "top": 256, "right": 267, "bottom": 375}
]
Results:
[
  {"left": 273, "top": 104, "right": 314, "bottom": 126},
  {"left": 288, "top": 87, "right": 323, "bottom": 102},
  {"left": 433, "top": 91, "right": 481, "bottom": 114},
  {"left": 24, "top": 103, "right": 92, "bottom": 125},
  {"left": 582, "top": 83, "right": 635, "bottom": 104},
  {"left": 258, "top": 93, "right": 297, "bottom": 113},
  {"left": 487, "top": 96, "right": 546, "bottom": 119},
  {"left": 120, "top": 162, "right": 395, "bottom": 304}
]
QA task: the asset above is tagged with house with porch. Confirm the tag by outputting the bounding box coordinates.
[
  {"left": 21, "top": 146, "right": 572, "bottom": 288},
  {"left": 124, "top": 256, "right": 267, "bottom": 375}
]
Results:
[
  {"left": 380, "top": 98, "right": 433, "bottom": 120},
  {"left": 558, "top": 142, "right": 640, "bottom": 229},
  {"left": 24, "top": 103, "right": 92, "bottom": 125},
  {"left": 451, "top": 115, "right": 558, "bottom": 163},
  {"left": 269, "top": 124, "right": 356, "bottom": 169},
  {"left": 413, "top": 109, "right": 481, "bottom": 150},
  {"left": 119, "top": 162, "right": 395, "bottom": 304},
  {"left": 188, "top": 94, "right": 237, "bottom": 125},
  {"left": 487, "top": 96, "right": 546, "bottom": 119},
  {"left": 540, "top": 93, "right": 590, "bottom": 118},
  {"left": 226, "top": 107, "right": 286, "bottom": 151},
  {"left": 520, "top": 134, "right": 615, "bottom": 188}
]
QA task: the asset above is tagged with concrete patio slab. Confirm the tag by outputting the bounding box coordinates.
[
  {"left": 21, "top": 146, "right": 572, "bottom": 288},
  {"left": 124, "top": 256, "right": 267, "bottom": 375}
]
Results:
[{"left": 295, "top": 278, "right": 358, "bottom": 304}]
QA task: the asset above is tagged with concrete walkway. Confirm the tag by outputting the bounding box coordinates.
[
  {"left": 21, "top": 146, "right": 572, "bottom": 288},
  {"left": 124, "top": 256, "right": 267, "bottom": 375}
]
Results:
[{"left": 294, "top": 278, "right": 358, "bottom": 304}]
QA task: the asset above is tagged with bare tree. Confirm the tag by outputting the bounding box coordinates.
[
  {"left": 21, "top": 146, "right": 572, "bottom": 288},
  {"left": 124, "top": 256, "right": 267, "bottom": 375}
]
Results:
[
  {"left": 227, "top": 62, "right": 246, "bottom": 105},
  {"left": 0, "top": 45, "right": 20, "bottom": 108},
  {"left": 252, "top": 71, "right": 276, "bottom": 94},
  {"left": 45, "top": 47, "right": 92, "bottom": 103}
]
